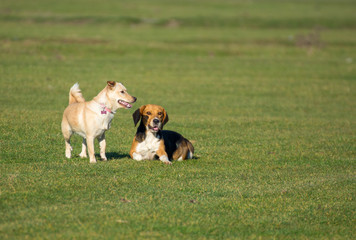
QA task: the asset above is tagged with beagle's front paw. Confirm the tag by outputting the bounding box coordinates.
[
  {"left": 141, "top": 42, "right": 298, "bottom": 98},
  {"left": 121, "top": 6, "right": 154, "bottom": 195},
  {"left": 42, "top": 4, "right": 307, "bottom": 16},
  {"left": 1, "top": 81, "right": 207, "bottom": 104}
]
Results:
[
  {"left": 159, "top": 155, "right": 172, "bottom": 165},
  {"left": 133, "top": 153, "right": 144, "bottom": 161}
]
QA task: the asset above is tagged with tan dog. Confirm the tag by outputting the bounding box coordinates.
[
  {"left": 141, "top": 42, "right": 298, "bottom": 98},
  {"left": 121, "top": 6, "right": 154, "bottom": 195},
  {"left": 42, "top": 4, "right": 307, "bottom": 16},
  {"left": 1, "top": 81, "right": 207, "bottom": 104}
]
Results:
[
  {"left": 61, "top": 81, "right": 136, "bottom": 163},
  {"left": 129, "top": 104, "right": 194, "bottom": 164}
]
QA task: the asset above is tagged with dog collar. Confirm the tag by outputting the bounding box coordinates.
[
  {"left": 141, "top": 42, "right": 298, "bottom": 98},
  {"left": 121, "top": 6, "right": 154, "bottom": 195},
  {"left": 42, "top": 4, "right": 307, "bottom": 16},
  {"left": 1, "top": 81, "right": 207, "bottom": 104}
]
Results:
[{"left": 100, "top": 104, "right": 114, "bottom": 115}]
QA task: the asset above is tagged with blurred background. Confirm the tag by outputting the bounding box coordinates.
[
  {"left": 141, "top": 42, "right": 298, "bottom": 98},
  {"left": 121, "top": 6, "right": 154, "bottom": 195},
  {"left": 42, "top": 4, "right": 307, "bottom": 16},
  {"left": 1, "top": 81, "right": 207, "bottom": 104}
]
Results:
[{"left": 1, "top": 0, "right": 354, "bottom": 117}]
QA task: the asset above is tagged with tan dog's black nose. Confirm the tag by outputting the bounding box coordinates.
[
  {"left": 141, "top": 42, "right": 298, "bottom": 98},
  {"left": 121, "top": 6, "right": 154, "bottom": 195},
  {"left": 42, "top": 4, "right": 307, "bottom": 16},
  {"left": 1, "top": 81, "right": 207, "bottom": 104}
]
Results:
[{"left": 133, "top": 96, "right": 137, "bottom": 102}]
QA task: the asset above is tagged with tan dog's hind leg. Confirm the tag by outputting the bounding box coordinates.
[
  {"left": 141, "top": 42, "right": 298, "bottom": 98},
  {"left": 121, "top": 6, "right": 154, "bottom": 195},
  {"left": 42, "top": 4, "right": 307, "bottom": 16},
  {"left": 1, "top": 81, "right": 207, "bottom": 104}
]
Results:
[
  {"left": 61, "top": 120, "right": 73, "bottom": 159},
  {"left": 97, "top": 133, "right": 107, "bottom": 161},
  {"left": 86, "top": 136, "right": 97, "bottom": 163},
  {"left": 64, "top": 139, "right": 72, "bottom": 158},
  {"left": 79, "top": 138, "right": 88, "bottom": 158}
]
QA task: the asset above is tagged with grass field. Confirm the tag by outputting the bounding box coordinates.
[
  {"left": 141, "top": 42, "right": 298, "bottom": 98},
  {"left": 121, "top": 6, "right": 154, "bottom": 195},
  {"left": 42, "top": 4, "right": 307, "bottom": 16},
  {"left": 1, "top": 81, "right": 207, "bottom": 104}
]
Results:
[{"left": 0, "top": 0, "right": 355, "bottom": 239}]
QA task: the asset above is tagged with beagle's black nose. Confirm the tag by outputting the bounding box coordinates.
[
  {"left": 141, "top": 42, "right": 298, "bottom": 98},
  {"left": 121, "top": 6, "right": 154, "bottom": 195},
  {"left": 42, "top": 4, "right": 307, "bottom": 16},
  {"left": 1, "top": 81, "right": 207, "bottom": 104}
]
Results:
[{"left": 153, "top": 118, "right": 160, "bottom": 124}]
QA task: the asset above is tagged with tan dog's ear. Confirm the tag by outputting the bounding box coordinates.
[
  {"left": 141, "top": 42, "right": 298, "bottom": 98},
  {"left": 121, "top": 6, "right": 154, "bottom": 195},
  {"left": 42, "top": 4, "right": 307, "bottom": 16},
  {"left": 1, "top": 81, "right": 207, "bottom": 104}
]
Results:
[
  {"left": 162, "top": 109, "right": 169, "bottom": 126},
  {"left": 132, "top": 105, "right": 146, "bottom": 126},
  {"left": 107, "top": 81, "right": 116, "bottom": 89}
]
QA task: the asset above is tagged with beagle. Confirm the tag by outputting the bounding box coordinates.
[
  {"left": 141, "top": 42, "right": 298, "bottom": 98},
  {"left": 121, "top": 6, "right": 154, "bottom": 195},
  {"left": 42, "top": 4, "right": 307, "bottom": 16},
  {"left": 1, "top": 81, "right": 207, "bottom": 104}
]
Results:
[
  {"left": 61, "top": 81, "right": 136, "bottom": 163},
  {"left": 129, "top": 104, "right": 194, "bottom": 164}
]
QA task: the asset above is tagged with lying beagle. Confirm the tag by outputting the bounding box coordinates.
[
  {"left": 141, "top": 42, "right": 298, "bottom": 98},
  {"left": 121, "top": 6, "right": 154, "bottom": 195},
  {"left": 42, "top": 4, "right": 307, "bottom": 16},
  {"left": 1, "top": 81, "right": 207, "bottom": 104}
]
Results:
[{"left": 129, "top": 104, "right": 194, "bottom": 164}]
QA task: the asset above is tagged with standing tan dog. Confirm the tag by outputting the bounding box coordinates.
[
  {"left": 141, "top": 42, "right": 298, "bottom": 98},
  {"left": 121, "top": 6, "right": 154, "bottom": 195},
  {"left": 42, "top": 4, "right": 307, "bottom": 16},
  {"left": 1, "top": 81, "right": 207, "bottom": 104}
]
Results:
[
  {"left": 61, "top": 81, "right": 136, "bottom": 163},
  {"left": 129, "top": 104, "right": 194, "bottom": 164}
]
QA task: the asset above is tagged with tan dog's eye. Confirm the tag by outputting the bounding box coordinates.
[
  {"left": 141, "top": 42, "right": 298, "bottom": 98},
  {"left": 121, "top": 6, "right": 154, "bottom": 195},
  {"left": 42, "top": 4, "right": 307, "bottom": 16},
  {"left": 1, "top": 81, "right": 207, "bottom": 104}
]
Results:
[
  {"left": 146, "top": 111, "right": 151, "bottom": 115},
  {"left": 120, "top": 91, "right": 125, "bottom": 94},
  {"left": 158, "top": 112, "right": 163, "bottom": 115}
]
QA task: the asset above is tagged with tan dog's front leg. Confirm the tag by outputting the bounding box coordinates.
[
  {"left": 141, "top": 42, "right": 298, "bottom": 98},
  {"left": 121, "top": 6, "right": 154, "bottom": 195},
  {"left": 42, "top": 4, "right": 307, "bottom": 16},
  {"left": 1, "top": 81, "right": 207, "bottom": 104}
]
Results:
[
  {"left": 97, "top": 133, "right": 107, "bottom": 161},
  {"left": 86, "top": 136, "right": 97, "bottom": 163},
  {"left": 157, "top": 140, "right": 171, "bottom": 165}
]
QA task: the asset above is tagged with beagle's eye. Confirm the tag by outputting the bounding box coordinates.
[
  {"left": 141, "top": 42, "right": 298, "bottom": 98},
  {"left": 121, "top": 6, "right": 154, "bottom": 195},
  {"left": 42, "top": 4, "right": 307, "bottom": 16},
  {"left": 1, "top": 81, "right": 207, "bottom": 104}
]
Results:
[
  {"left": 146, "top": 111, "right": 151, "bottom": 115},
  {"left": 158, "top": 112, "right": 163, "bottom": 116}
]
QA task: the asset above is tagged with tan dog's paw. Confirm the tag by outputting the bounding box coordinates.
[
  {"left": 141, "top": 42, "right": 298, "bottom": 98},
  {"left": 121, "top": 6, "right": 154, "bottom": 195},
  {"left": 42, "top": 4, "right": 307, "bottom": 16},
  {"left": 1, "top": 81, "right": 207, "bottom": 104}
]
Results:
[{"left": 100, "top": 153, "right": 107, "bottom": 161}]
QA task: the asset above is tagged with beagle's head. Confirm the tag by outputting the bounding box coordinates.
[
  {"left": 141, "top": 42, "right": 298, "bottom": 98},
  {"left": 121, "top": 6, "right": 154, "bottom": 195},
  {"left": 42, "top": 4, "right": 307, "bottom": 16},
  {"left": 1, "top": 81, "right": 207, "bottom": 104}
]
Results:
[{"left": 132, "top": 104, "right": 169, "bottom": 133}]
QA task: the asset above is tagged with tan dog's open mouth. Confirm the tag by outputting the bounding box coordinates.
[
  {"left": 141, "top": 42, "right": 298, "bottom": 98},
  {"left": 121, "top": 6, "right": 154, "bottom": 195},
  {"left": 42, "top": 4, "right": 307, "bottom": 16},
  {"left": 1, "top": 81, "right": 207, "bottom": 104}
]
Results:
[{"left": 118, "top": 100, "right": 132, "bottom": 109}]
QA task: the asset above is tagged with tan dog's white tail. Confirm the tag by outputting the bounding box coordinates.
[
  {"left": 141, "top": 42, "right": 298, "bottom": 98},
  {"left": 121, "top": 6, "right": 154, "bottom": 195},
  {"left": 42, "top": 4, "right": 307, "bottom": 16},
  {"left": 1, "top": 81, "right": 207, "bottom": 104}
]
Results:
[{"left": 69, "top": 83, "right": 85, "bottom": 105}]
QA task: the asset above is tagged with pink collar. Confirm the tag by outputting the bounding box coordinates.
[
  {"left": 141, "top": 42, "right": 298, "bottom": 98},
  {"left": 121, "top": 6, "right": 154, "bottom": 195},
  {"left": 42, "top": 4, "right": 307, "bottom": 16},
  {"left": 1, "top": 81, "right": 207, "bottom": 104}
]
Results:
[{"left": 100, "top": 104, "right": 114, "bottom": 114}]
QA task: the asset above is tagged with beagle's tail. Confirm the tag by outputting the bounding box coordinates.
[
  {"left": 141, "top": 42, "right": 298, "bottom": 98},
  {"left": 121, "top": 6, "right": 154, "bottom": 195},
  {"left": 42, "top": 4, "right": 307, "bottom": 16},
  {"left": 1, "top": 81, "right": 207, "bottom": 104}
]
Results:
[{"left": 69, "top": 83, "right": 85, "bottom": 105}]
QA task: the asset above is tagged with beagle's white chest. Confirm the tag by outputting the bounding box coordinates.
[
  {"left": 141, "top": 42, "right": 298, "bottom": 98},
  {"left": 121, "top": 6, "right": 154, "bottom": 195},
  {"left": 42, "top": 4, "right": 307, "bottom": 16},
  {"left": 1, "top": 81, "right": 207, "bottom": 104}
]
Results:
[{"left": 134, "top": 133, "right": 161, "bottom": 160}]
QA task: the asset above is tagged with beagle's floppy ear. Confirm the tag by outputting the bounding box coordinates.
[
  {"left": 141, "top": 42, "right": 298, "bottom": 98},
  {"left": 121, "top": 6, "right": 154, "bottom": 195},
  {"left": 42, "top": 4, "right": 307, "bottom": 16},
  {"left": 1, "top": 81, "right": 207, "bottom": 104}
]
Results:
[
  {"left": 107, "top": 81, "right": 116, "bottom": 89},
  {"left": 162, "top": 109, "right": 169, "bottom": 126},
  {"left": 132, "top": 105, "right": 146, "bottom": 127}
]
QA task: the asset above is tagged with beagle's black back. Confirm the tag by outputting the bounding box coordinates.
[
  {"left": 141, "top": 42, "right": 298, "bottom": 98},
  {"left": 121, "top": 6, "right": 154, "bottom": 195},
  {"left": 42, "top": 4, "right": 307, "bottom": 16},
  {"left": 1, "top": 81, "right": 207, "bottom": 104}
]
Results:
[{"left": 161, "top": 130, "right": 194, "bottom": 160}]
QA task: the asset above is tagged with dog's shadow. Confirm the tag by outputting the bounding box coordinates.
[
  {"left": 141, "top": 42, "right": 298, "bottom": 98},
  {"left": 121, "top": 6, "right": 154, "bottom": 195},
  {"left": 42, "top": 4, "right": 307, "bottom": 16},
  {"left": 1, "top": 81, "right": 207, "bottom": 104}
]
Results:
[
  {"left": 96, "top": 152, "right": 130, "bottom": 161},
  {"left": 96, "top": 152, "right": 200, "bottom": 161}
]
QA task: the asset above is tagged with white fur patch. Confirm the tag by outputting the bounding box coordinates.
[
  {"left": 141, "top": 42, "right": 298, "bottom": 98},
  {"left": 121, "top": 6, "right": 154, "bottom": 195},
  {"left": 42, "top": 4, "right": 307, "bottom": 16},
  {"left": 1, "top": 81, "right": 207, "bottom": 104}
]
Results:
[
  {"left": 159, "top": 155, "right": 169, "bottom": 163},
  {"left": 134, "top": 132, "right": 161, "bottom": 160},
  {"left": 133, "top": 153, "right": 143, "bottom": 161},
  {"left": 187, "top": 151, "right": 193, "bottom": 159}
]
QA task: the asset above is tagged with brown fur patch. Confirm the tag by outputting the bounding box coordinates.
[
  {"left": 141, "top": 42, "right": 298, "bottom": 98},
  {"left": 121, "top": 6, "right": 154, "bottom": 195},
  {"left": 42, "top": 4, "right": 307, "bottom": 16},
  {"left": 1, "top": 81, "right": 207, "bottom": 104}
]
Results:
[
  {"left": 129, "top": 139, "right": 139, "bottom": 159},
  {"left": 156, "top": 138, "right": 168, "bottom": 158},
  {"left": 107, "top": 81, "right": 116, "bottom": 88}
]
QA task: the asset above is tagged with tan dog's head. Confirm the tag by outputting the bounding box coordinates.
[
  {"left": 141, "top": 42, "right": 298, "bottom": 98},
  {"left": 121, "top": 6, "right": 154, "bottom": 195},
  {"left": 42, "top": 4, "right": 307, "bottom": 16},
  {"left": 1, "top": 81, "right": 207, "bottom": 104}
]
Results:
[
  {"left": 132, "top": 104, "right": 169, "bottom": 133},
  {"left": 106, "top": 81, "right": 136, "bottom": 109}
]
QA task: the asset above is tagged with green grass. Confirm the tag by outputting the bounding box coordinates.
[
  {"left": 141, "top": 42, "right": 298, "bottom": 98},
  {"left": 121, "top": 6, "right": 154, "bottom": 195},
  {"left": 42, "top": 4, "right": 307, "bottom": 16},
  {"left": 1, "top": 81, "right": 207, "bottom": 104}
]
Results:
[{"left": 0, "top": 0, "right": 355, "bottom": 239}]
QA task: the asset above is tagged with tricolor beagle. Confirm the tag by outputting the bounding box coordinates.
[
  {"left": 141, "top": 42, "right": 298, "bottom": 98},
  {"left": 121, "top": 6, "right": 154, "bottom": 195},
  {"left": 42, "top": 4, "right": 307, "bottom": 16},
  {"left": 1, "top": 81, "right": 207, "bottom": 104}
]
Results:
[{"left": 129, "top": 104, "right": 194, "bottom": 164}]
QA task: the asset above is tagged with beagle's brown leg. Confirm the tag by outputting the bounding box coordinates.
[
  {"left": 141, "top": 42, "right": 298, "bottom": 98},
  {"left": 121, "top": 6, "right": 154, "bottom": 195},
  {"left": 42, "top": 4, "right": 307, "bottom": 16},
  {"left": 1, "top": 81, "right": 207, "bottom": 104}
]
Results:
[{"left": 156, "top": 140, "right": 171, "bottom": 164}]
